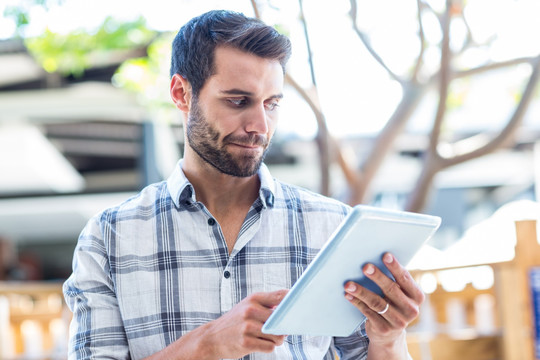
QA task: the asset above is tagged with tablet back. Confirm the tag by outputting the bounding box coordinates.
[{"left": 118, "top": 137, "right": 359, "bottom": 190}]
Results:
[{"left": 262, "top": 205, "right": 441, "bottom": 337}]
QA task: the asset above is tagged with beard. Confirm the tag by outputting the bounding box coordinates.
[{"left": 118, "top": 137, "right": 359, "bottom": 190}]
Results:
[{"left": 186, "top": 98, "right": 270, "bottom": 177}]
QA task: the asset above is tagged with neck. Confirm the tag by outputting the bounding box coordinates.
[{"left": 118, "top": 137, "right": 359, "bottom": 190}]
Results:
[{"left": 181, "top": 155, "right": 261, "bottom": 217}]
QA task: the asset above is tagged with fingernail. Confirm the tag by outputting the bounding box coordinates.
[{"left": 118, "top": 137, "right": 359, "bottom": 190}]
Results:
[
  {"left": 384, "top": 253, "right": 393, "bottom": 263},
  {"left": 346, "top": 283, "right": 357, "bottom": 292},
  {"left": 345, "top": 294, "right": 354, "bottom": 301},
  {"left": 365, "top": 264, "right": 375, "bottom": 275}
]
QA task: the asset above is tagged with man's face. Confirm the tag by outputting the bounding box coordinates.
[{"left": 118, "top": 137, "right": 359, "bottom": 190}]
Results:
[{"left": 186, "top": 46, "right": 284, "bottom": 177}]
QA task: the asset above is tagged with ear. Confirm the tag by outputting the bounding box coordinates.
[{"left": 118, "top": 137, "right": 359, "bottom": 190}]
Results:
[{"left": 170, "top": 74, "right": 192, "bottom": 112}]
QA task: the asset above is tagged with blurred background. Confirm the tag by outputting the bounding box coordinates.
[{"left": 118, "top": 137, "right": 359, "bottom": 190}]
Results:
[{"left": 0, "top": 0, "right": 539, "bottom": 359}]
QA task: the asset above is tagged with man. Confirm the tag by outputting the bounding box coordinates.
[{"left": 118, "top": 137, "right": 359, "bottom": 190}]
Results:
[{"left": 63, "top": 10, "right": 424, "bottom": 360}]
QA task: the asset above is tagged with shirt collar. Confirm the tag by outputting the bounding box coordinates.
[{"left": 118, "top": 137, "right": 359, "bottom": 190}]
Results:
[
  {"left": 166, "top": 159, "right": 195, "bottom": 209},
  {"left": 166, "top": 160, "right": 276, "bottom": 210},
  {"left": 258, "top": 162, "right": 276, "bottom": 209}
]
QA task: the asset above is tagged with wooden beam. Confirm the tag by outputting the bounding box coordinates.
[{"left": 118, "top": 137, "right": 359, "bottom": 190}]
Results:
[{"left": 496, "top": 220, "right": 539, "bottom": 360}]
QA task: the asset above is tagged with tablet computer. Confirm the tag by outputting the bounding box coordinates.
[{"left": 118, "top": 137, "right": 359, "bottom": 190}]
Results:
[{"left": 262, "top": 205, "right": 441, "bottom": 337}]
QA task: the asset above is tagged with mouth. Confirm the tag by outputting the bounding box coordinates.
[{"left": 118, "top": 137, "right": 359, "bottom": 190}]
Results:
[
  {"left": 224, "top": 134, "right": 268, "bottom": 150},
  {"left": 230, "top": 143, "right": 263, "bottom": 149},
  {"left": 227, "top": 143, "right": 265, "bottom": 154}
]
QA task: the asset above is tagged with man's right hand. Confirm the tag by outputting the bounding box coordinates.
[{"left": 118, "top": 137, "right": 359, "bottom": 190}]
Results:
[
  {"left": 199, "top": 289, "right": 289, "bottom": 358},
  {"left": 144, "top": 289, "right": 288, "bottom": 360}
]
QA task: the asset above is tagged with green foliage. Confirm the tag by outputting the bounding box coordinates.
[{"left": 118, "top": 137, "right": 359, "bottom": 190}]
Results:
[
  {"left": 3, "top": 0, "right": 64, "bottom": 37},
  {"left": 24, "top": 16, "right": 156, "bottom": 77},
  {"left": 3, "top": 7, "right": 30, "bottom": 29},
  {"left": 273, "top": 23, "right": 290, "bottom": 38},
  {"left": 113, "top": 32, "right": 176, "bottom": 109}
]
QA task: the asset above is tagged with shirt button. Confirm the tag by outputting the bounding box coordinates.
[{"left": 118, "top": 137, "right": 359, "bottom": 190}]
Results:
[
  {"left": 224, "top": 271, "right": 231, "bottom": 279},
  {"left": 208, "top": 218, "right": 216, "bottom": 226}
]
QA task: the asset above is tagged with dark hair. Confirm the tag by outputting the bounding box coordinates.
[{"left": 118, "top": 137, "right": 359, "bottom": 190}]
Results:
[{"left": 170, "top": 10, "right": 292, "bottom": 96}]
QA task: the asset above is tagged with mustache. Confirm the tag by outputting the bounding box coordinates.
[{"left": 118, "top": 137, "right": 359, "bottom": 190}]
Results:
[{"left": 223, "top": 133, "right": 269, "bottom": 147}]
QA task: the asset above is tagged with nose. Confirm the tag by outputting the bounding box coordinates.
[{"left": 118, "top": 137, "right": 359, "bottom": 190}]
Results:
[{"left": 245, "top": 103, "right": 269, "bottom": 134}]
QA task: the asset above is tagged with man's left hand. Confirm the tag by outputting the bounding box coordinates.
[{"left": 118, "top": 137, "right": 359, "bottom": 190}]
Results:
[{"left": 344, "top": 252, "right": 424, "bottom": 358}]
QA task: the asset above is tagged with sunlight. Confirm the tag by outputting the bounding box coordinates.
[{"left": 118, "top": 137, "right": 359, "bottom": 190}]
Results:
[{"left": 3, "top": 0, "right": 539, "bottom": 136}]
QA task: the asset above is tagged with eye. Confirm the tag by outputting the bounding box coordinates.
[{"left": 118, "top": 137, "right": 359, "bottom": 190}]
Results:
[
  {"left": 227, "top": 98, "right": 247, "bottom": 107},
  {"left": 265, "top": 100, "right": 280, "bottom": 111}
]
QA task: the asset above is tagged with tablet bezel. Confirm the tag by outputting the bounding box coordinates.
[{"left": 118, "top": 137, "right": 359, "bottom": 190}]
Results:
[{"left": 261, "top": 205, "right": 441, "bottom": 337}]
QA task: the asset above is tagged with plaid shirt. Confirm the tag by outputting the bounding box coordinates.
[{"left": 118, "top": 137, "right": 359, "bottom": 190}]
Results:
[{"left": 63, "top": 160, "right": 369, "bottom": 359}]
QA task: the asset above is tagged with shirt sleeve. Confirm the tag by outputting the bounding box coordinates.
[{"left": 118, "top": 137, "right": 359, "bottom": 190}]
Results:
[
  {"left": 334, "top": 320, "right": 415, "bottom": 360},
  {"left": 63, "top": 214, "right": 130, "bottom": 360},
  {"left": 333, "top": 320, "right": 369, "bottom": 359}
]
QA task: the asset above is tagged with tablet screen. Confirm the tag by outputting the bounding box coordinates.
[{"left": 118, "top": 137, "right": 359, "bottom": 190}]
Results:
[{"left": 262, "top": 205, "right": 441, "bottom": 337}]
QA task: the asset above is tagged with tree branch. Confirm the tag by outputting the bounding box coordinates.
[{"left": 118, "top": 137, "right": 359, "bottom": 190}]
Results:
[
  {"left": 347, "top": 83, "right": 425, "bottom": 204},
  {"left": 250, "top": 0, "right": 260, "bottom": 19},
  {"left": 404, "top": 0, "right": 452, "bottom": 212},
  {"left": 284, "top": 74, "right": 332, "bottom": 195},
  {"left": 454, "top": 56, "right": 537, "bottom": 79},
  {"left": 442, "top": 54, "right": 540, "bottom": 167},
  {"left": 405, "top": 53, "right": 540, "bottom": 212},
  {"left": 284, "top": 75, "right": 322, "bottom": 118},
  {"left": 411, "top": 0, "right": 426, "bottom": 81},
  {"left": 298, "top": 0, "right": 317, "bottom": 86},
  {"left": 429, "top": 0, "right": 452, "bottom": 157},
  {"left": 348, "top": 0, "right": 401, "bottom": 83},
  {"left": 250, "top": 0, "right": 333, "bottom": 194}
]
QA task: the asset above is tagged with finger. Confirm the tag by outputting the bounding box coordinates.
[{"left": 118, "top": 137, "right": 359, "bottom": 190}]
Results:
[
  {"left": 242, "top": 290, "right": 289, "bottom": 323},
  {"left": 364, "top": 263, "right": 403, "bottom": 302},
  {"left": 382, "top": 253, "right": 425, "bottom": 304},
  {"left": 344, "top": 281, "right": 388, "bottom": 316},
  {"left": 257, "top": 333, "right": 286, "bottom": 347},
  {"left": 248, "top": 318, "right": 287, "bottom": 346},
  {"left": 344, "top": 284, "right": 409, "bottom": 329},
  {"left": 254, "top": 336, "right": 286, "bottom": 353},
  {"left": 251, "top": 289, "right": 289, "bottom": 308},
  {"left": 239, "top": 316, "right": 286, "bottom": 346},
  {"left": 361, "top": 263, "right": 418, "bottom": 320},
  {"left": 360, "top": 255, "right": 424, "bottom": 322},
  {"left": 241, "top": 326, "right": 285, "bottom": 353},
  {"left": 343, "top": 288, "right": 394, "bottom": 329}
]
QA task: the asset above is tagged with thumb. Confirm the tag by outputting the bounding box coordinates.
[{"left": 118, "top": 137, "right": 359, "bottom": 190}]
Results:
[{"left": 255, "top": 289, "right": 289, "bottom": 308}]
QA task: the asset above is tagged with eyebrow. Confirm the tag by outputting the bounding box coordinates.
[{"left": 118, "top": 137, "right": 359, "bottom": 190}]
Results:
[{"left": 220, "top": 88, "right": 283, "bottom": 99}]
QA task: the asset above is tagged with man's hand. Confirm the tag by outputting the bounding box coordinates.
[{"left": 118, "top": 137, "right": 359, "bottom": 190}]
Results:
[
  {"left": 344, "top": 253, "right": 424, "bottom": 359},
  {"left": 200, "top": 289, "right": 288, "bottom": 359},
  {"left": 144, "top": 289, "right": 288, "bottom": 360}
]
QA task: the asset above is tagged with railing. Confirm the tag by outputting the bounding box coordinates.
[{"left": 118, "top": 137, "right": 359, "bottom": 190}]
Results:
[
  {"left": 1, "top": 220, "right": 538, "bottom": 359},
  {"left": 407, "top": 220, "right": 539, "bottom": 360},
  {"left": 0, "top": 281, "right": 69, "bottom": 360}
]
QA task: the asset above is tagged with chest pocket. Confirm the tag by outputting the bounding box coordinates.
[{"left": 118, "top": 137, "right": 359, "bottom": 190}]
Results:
[
  {"left": 262, "top": 266, "right": 295, "bottom": 292},
  {"left": 260, "top": 253, "right": 316, "bottom": 293}
]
